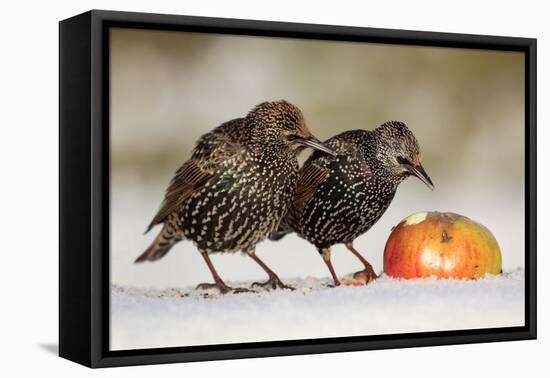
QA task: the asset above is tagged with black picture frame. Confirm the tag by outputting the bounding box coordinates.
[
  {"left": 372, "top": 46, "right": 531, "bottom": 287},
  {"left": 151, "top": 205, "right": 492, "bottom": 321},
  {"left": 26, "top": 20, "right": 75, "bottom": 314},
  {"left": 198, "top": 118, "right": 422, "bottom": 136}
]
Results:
[{"left": 59, "top": 9, "right": 537, "bottom": 368}]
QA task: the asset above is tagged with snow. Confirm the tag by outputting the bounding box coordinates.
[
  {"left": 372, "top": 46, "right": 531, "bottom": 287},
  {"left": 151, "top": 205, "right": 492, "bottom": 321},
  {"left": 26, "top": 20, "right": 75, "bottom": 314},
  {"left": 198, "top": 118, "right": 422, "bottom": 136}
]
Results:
[{"left": 110, "top": 269, "right": 525, "bottom": 351}]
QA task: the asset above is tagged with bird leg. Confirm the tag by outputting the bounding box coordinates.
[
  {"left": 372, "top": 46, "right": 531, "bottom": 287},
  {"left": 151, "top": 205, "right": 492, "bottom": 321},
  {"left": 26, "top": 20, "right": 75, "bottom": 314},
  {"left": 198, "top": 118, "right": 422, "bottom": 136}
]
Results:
[
  {"left": 196, "top": 251, "right": 252, "bottom": 294},
  {"left": 248, "top": 250, "right": 294, "bottom": 291},
  {"left": 345, "top": 242, "right": 378, "bottom": 282},
  {"left": 320, "top": 248, "right": 341, "bottom": 286}
]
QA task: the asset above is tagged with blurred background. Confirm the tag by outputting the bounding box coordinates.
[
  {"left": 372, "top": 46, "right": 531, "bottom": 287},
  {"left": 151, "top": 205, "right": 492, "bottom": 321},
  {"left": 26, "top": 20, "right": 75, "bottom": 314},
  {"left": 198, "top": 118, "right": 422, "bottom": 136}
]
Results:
[{"left": 110, "top": 27, "right": 525, "bottom": 289}]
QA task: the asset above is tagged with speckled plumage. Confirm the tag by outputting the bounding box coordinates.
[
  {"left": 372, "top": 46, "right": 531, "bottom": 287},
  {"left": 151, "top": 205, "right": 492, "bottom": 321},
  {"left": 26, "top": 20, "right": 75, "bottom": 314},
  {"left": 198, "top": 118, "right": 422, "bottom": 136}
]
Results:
[
  {"left": 273, "top": 121, "right": 434, "bottom": 286},
  {"left": 135, "top": 100, "right": 334, "bottom": 293}
]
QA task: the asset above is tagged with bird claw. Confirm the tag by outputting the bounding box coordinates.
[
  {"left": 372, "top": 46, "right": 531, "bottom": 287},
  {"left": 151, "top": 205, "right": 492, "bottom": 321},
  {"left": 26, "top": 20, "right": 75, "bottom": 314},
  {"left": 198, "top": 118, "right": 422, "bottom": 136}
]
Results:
[
  {"left": 352, "top": 268, "right": 378, "bottom": 284},
  {"left": 195, "top": 282, "right": 254, "bottom": 294},
  {"left": 251, "top": 276, "right": 294, "bottom": 291},
  {"left": 326, "top": 281, "right": 342, "bottom": 288},
  {"left": 232, "top": 287, "right": 256, "bottom": 294}
]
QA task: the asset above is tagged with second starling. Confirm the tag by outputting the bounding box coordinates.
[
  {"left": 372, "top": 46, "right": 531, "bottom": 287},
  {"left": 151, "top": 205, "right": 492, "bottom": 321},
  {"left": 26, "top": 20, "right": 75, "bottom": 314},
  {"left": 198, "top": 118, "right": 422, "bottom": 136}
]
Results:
[
  {"left": 271, "top": 121, "right": 434, "bottom": 286},
  {"left": 135, "top": 100, "right": 335, "bottom": 293}
]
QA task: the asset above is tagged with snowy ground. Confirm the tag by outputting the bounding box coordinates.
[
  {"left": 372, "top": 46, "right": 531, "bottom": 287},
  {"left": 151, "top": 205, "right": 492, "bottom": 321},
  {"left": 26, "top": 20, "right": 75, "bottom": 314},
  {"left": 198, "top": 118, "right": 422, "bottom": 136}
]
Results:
[{"left": 110, "top": 269, "right": 524, "bottom": 351}]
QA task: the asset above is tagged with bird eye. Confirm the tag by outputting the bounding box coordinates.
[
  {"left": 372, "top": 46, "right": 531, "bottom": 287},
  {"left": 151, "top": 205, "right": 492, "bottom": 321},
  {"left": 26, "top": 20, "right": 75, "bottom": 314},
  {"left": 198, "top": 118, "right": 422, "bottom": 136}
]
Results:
[
  {"left": 397, "top": 156, "right": 412, "bottom": 165},
  {"left": 287, "top": 134, "right": 300, "bottom": 141}
]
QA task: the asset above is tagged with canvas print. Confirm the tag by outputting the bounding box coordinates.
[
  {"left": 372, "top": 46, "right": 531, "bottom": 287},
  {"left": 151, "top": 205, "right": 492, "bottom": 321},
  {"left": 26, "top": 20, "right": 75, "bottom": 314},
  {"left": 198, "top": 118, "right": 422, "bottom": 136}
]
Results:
[{"left": 109, "top": 28, "right": 525, "bottom": 350}]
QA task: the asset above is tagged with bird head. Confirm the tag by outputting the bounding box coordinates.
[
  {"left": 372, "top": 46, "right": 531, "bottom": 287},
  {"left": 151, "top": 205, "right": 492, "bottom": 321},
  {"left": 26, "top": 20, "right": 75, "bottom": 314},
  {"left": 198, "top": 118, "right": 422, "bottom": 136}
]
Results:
[
  {"left": 374, "top": 121, "right": 434, "bottom": 190},
  {"left": 246, "top": 100, "right": 335, "bottom": 156}
]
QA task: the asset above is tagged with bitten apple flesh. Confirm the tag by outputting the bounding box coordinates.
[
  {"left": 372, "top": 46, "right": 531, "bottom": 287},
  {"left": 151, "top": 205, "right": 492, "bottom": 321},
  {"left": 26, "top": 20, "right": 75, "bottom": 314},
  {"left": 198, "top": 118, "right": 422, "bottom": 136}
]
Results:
[{"left": 383, "top": 212, "right": 502, "bottom": 279}]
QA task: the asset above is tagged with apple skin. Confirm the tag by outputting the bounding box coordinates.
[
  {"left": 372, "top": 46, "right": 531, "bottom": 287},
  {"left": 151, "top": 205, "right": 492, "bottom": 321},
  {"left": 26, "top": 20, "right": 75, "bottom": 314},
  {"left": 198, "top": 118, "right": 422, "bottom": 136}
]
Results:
[{"left": 383, "top": 212, "right": 502, "bottom": 279}]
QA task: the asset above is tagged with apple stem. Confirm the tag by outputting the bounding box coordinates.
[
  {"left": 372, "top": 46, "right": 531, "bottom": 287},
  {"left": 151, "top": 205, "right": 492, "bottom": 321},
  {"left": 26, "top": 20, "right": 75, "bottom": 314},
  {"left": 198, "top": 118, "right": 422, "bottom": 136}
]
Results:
[{"left": 441, "top": 230, "right": 453, "bottom": 243}]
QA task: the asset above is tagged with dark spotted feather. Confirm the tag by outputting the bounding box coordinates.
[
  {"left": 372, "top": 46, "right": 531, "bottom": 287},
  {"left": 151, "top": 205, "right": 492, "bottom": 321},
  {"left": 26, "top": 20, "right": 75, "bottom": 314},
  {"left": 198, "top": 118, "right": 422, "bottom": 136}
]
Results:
[{"left": 145, "top": 119, "right": 245, "bottom": 233}]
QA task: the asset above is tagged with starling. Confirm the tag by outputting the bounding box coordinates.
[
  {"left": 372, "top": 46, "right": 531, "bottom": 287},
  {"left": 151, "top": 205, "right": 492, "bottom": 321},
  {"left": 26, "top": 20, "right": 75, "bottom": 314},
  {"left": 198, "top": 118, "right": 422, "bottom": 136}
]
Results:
[
  {"left": 271, "top": 121, "right": 434, "bottom": 286},
  {"left": 135, "top": 100, "right": 335, "bottom": 293}
]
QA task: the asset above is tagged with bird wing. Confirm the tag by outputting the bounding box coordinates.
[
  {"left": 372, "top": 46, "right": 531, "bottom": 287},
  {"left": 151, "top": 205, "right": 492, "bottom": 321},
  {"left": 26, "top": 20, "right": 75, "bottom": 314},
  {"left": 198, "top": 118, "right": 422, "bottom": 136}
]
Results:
[
  {"left": 285, "top": 157, "right": 331, "bottom": 230},
  {"left": 294, "top": 161, "right": 331, "bottom": 207},
  {"left": 287, "top": 136, "right": 370, "bottom": 230},
  {"left": 146, "top": 119, "right": 246, "bottom": 232}
]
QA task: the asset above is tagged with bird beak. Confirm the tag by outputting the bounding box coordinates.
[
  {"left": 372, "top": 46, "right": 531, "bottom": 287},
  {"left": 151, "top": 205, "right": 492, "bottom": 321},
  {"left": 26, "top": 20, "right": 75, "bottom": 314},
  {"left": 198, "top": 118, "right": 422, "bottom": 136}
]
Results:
[
  {"left": 407, "top": 164, "right": 435, "bottom": 191},
  {"left": 296, "top": 136, "right": 337, "bottom": 156}
]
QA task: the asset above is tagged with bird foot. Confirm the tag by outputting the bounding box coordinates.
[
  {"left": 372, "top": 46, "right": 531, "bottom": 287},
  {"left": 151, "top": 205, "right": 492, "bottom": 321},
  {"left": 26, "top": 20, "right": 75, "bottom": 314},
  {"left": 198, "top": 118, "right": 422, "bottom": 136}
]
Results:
[
  {"left": 338, "top": 269, "right": 378, "bottom": 287},
  {"left": 231, "top": 287, "right": 256, "bottom": 294},
  {"left": 326, "top": 280, "right": 342, "bottom": 288},
  {"left": 195, "top": 282, "right": 254, "bottom": 294},
  {"left": 252, "top": 275, "right": 294, "bottom": 291},
  {"left": 351, "top": 268, "right": 378, "bottom": 284}
]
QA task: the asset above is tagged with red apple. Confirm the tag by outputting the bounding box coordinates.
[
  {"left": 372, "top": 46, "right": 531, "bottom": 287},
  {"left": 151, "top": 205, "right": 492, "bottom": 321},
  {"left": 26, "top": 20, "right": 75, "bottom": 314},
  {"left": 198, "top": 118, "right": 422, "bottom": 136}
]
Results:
[{"left": 383, "top": 212, "right": 502, "bottom": 279}]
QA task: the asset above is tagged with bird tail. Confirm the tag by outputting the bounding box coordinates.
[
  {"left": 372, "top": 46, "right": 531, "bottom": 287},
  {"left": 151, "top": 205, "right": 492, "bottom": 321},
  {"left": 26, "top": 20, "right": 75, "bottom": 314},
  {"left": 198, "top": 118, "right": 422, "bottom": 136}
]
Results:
[{"left": 135, "top": 225, "right": 181, "bottom": 263}]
